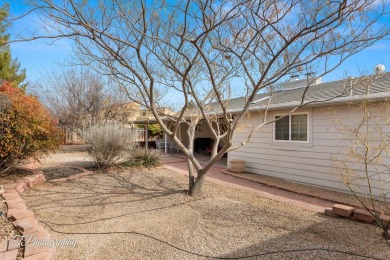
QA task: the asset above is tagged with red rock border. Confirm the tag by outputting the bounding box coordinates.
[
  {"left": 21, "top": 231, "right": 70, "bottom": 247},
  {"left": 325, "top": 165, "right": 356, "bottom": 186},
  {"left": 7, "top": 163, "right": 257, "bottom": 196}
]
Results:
[
  {"left": 325, "top": 204, "right": 390, "bottom": 240},
  {"left": 1, "top": 170, "right": 55, "bottom": 260},
  {"left": 0, "top": 168, "right": 93, "bottom": 260}
]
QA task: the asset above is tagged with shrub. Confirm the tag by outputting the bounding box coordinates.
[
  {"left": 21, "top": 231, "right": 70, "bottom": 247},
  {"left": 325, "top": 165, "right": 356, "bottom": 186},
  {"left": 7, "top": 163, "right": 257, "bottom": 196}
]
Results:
[
  {"left": 82, "top": 121, "right": 134, "bottom": 168},
  {"left": 0, "top": 82, "right": 62, "bottom": 172},
  {"left": 128, "top": 147, "right": 160, "bottom": 168},
  {"left": 336, "top": 101, "right": 390, "bottom": 239}
]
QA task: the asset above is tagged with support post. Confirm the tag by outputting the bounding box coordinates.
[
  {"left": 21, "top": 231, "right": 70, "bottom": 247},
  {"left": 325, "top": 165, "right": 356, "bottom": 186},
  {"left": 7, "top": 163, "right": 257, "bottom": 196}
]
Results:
[
  {"left": 164, "top": 132, "right": 168, "bottom": 154},
  {"left": 145, "top": 123, "right": 149, "bottom": 150}
]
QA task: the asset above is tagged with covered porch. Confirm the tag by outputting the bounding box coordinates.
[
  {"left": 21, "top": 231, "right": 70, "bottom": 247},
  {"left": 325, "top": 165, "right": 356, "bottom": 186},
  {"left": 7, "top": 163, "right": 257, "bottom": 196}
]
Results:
[
  {"left": 132, "top": 118, "right": 183, "bottom": 154},
  {"left": 132, "top": 118, "right": 224, "bottom": 156}
]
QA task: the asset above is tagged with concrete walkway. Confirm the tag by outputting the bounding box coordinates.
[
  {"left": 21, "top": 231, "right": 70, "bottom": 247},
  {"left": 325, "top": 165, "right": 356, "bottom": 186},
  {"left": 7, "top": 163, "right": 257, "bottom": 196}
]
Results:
[{"left": 162, "top": 155, "right": 334, "bottom": 213}]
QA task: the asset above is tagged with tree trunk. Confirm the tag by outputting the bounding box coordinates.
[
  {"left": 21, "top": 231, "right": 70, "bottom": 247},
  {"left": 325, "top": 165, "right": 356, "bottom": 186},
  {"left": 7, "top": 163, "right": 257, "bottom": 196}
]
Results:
[
  {"left": 189, "top": 173, "right": 205, "bottom": 196},
  {"left": 186, "top": 122, "right": 197, "bottom": 194},
  {"left": 188, "top": 158, "right": 195, "bottom": 191}
]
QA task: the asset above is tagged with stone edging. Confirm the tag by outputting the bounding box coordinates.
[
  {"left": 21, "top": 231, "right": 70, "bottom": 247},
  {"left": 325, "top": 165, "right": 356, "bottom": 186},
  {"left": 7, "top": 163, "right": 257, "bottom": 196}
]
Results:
[
  {"left": 325, "top": 204, "right": 390, "bottom": 244},
  {"left": 1, "top": 170, "right": 55, "bottom": 260},
  {"left": 0, "top": 167, "right": 94, "bottom": 260}
]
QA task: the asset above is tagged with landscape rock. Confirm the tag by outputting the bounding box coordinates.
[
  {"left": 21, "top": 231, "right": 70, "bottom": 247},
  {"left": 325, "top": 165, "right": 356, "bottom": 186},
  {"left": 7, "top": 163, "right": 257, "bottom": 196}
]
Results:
[{"left": 332, "top": 204, "right": 355, "bottom": 217}]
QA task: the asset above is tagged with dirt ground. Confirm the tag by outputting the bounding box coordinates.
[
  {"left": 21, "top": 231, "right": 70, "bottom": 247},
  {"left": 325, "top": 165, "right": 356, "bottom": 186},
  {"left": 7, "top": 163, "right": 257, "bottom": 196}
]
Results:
[{"left": 22, "top": 167, "right": 390, "bottom": 260}]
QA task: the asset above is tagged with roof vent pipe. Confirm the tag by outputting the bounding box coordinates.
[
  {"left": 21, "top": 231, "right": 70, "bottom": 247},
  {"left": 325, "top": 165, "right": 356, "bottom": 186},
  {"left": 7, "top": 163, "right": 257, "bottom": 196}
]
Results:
[{"left": 348, "top": 76, "right": 354, "bottom": 96}]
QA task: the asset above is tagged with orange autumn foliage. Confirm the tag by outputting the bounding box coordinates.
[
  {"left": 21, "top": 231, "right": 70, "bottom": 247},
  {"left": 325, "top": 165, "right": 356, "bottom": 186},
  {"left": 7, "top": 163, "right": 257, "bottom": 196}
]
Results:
[{"left": 0, "top": 82, "right": 62, "bottom": 171}]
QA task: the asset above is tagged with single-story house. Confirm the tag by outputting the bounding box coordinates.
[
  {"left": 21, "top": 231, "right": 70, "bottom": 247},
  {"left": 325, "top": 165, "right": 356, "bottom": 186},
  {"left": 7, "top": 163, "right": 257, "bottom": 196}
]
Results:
[
  {"left": 133, "top": 70, "right": 390, "bottom": 195},
  {"left": 226, "top": 71, "right": 390, "bottom": 194}
]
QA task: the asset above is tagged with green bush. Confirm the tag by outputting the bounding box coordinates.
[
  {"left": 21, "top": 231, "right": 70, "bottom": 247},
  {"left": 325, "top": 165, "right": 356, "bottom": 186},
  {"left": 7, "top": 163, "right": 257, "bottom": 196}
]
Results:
[{"left": 126, "top": 147, "right": 160, "bottom": 168}]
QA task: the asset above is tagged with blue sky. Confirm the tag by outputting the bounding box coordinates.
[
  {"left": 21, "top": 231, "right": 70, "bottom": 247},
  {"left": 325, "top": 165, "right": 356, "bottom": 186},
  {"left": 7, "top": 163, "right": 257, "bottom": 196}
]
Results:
[{"left": 6, "top": 1, "right": 390, "bottom": 90}]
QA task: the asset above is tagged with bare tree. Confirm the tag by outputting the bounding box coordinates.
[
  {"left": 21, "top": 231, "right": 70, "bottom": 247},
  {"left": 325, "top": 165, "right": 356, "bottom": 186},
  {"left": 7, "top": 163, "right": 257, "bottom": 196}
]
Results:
[
  {"left": 335, "top": 96, "right": 390, "bottom": 238},
  {"left": 42, "top": 69, "right": 129, "bottom": 128},
  {"left": 21, "top": 0, "right": 389, "bottom": 195}
]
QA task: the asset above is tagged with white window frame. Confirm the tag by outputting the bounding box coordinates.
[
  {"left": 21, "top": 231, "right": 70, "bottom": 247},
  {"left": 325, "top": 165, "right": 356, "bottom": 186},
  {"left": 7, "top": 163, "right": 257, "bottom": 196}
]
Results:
[{"left": 273, "top": 112, "right": 310, "bottom": 143}]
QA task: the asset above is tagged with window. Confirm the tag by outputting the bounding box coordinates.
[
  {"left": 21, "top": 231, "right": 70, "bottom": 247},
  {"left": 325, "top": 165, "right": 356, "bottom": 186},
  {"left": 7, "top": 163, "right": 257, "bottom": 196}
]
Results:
[{"left": 274, "top": 113, "right": 308, "bottom": 142}]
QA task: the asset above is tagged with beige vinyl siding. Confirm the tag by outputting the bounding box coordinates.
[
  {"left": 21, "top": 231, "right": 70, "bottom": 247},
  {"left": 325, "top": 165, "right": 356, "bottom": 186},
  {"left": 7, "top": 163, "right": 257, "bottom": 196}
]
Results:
[{"left": 228, "top": 104, "right": 390, "bottom": 194}]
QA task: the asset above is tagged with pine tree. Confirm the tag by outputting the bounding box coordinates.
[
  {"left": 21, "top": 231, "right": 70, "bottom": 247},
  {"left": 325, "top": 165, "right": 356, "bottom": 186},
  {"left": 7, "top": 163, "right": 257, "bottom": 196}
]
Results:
[{"left": 0, "top": 4, "right": 27, "bottom": 89}]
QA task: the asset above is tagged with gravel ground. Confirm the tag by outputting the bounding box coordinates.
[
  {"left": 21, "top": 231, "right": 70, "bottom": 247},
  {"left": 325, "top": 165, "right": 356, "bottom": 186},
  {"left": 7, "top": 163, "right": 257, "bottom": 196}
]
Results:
[
  {"left": 164, "top": 154, "right": 377, "bottom": 209},
  {"left": 22, "top": 168, "right": 390, "bottom": 260},
  {"left": 0, "top": 145, "right": 90, "bottom": 242},
  {"left": 54, "top": 145, "right": 91, "bottom": 154},
  {"left": 36, "top": 152, "right": 95, "bottom": 169},
  {"left": 224, "top": 171, "right": 364, "bottom": 208}
]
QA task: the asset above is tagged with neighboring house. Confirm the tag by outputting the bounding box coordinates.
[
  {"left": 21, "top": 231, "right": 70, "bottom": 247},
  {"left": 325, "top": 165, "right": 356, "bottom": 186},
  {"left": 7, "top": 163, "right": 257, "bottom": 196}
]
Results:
[
  {"left": 105, "top": 102, "right": 141, "bottom": 123},
  {"left": 137, "top": 107, "right": 176, "bottom": 119},
  {"left": 227, "top": 71, "right": 390, "bottom": 193}
]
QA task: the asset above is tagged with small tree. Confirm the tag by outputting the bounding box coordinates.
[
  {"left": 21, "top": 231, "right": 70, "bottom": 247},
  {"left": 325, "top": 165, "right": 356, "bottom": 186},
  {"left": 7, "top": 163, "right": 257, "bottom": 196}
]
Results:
[
  {"left": 42, "top": 69, "right": 129, "bottom": 128},
  {"left": 138, "top": 124, "right": 163, "bottom": 139},
  {"left": 336, "top": 95, "right": 390, "bottom": 238},
  {"left": 0, "top": 82, "right": 62, "bottom": 172},
  {"left": 0, "top": 4, "right": 27, "bottom": 89}
]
